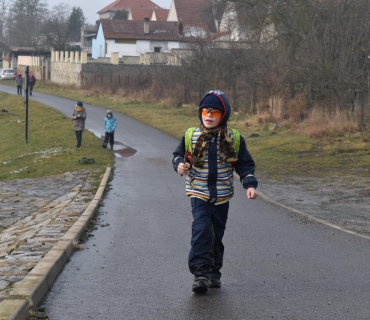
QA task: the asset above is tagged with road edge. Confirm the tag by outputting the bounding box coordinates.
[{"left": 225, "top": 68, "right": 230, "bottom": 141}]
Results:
[
  {"left": 258, "top": 190, "right": 370, "bottom": 242},
  {"left": 0, "top": 167, "right": 112, "bottom": 320}
]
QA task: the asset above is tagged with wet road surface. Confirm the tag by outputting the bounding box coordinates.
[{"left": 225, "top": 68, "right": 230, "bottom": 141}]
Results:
[{"left": 2, "top": 85, "right": 370, "bottom": 319}]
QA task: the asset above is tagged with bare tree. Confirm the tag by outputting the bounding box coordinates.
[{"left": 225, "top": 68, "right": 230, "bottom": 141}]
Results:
[
  {"left": 0, "top": 0, "right": 7, "bottom": 42},
  {"left": 42, "top": 4, "right": 72, "bottom": 49},
  {"left": 8, "top": 0, "right": 47, "bottom": 46}
]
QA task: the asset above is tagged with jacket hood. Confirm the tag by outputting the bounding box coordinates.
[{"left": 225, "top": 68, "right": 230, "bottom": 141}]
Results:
[{"left": 198, "top": 90, "right": 231, "bottom": 127}]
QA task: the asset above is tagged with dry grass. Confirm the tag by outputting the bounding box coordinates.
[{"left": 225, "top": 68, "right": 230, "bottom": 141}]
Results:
[
  {"left": 287, "top": 92, "right": 310, "bottom": 122},
  {"left": 301, "top": 108, "right": 358, "bottom": 138}
]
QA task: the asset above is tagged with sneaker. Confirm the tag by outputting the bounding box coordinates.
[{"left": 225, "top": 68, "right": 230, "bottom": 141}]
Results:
[
  {"left": 209, "top": 278, "right": 221, "bottom": 288},
  {"left": 110, "top": 145, "right": 114, "bottom": 151},
  {"left": 192, "top": 276, "right": 209, "bottom": 294}
]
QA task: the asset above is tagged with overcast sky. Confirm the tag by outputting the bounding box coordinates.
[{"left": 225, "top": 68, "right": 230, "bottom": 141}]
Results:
[{"left": 47, "top": 0, "right": 173, "bottom": 25}]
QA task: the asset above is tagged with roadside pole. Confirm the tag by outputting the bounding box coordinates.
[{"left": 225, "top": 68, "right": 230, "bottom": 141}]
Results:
[{"left": 25, "top": 66, "right": 29, "bottom": 144}]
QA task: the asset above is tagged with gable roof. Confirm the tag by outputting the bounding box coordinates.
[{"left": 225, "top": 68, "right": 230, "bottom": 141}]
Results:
[
  {"left": 98, "top": 0, "right": 161, "bottom": 14},
  {"left": 129, "top": 8, "right": 153, "bottom": 20},
  {"left": 172, "top": 0, "right": 217, "bottom": 32},
  {"left": 100, "top": 19, "right": 212, "bottom": 41},
  {"left": 152, "top": 8, "right": 169, "bottom": 21}
]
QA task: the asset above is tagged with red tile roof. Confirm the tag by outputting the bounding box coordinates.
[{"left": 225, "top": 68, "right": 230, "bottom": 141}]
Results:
[
  {"left": 102, "top": 20, "right": 179, "bottom": 41},
  {"left": 153, "top": 8, "right": 169, "bottom": 21},
  {"left": 100, "top": 19, "right": 212, "bottom": 41},
  {"left": 173, "top": 0, "right": 216, "bottom": 32},
  {"left": 130, "top": 8, "right": 153, "bottom": 20},
  {"left": 98, "top": 0, "right": 161, "bottom": 14}
]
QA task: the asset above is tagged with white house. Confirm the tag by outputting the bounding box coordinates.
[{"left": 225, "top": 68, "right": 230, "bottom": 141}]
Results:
[{"left": 92, "top": 19, "right": 209, "bottom": 59}]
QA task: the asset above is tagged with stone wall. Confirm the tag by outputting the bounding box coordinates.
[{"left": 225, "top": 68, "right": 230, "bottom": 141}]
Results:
[
  {"left": 50, "top": 51, "right": 87, "bottom": 86},
  {"left": 51, "top": 61, "right": 82, "bottom": 86}
]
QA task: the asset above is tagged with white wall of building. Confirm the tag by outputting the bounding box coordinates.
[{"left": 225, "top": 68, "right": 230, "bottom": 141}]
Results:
[
  {"left": 99, "top": 12, "right": 115, "bottom": 19},
  {"left": 106, "top": 39, "right": 138, "bottom": 57},
  {"left": 104, "top": 39, "right": 182, "bottom": 57}
]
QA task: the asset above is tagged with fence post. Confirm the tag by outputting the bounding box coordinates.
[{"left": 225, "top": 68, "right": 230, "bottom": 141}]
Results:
[
  {"left": 361, "top": 90, "right": 364, "bottom": 128},
  {"left": 127, "top": 75, "right": 130, "bottom": 96},
  {"left": 25, "top": 66, "right": 29, "bottom": 145},
  {"left": 111, "top": 72, "right": 113, "bottom": 92}
]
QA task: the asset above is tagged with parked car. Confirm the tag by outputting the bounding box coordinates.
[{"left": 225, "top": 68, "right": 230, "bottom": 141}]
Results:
[{"left": 0, "top": 69, "right": 16, "bottom": 80}]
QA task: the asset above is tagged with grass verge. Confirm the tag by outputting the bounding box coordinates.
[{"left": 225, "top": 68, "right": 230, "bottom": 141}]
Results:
[
  {"left": 1, "top": 80, "right": 369, "bottom": 180},
  {"left": 0, "top": 91, "right": 114, "bottom": 180}
]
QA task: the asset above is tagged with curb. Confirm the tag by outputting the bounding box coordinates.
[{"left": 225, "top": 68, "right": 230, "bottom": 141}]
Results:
[
  {"left": 0, "top": 167, "right": 112, "bottom": 320},
  {"left": 258, "top": 190, "right": 370, "bottom": 242}
]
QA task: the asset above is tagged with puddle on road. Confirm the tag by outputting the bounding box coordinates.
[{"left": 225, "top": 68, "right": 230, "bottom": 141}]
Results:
[
  {"left": 112, "top": 142, "right": 137, "bottom": 158},
  {"left": 88, "top": 129, "right": 137, "bottom": 158}
]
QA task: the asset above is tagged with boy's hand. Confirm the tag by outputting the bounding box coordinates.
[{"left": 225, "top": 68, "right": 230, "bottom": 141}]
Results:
[
  {"left": 178, "top": 163, "right": 190, "bottom": 175},
  {"left": 247, "top": 188, "right": 257, "bottom": 199}
]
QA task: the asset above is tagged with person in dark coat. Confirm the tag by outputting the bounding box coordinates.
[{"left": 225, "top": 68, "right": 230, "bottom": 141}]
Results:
[
  {"left": 28, "top": 73, "right": 36, "bottom": 96},
  {"left": 172, "top": 90, "right": 258, "bottom": 294},
  {"left": 71, "top": 101, "right": 87, "bottom": 148},
  {"left": 15, "top": 74, "right": 23, "bottom": 96}
]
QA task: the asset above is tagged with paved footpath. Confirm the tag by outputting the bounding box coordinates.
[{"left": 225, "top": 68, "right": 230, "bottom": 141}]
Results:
[
  {"left": 0, "top": 170, "right": 97, "bottom": 303},
  {"left": 1, "top": 85, "right": 370, "bottom": 319}
]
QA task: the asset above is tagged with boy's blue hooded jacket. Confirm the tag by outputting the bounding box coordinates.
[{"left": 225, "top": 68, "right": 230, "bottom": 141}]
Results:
[{"left": 104, "top": 112, "right": 117, "bottom": 132}]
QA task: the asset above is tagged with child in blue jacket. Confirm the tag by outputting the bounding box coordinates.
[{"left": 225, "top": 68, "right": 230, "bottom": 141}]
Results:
[{"left": 102, "top": 110, "right": 117, "bottom": 150}]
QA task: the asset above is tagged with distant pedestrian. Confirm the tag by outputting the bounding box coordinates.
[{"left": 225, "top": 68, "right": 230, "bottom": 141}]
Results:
[
  {"left": 28, "top": 73, "right": 36, "bottom": 96},
  {"left": 15, "top": 74, "right": 23, "bottom": 96},
  {"left": 102, "top": 110, "right": 117, "bottom": 151},
  {"left": 172, "top": 90, "right": 258, "bottom": 294},
  {"left": 71, "top": 101, "right": 87, "bottom": 148}
]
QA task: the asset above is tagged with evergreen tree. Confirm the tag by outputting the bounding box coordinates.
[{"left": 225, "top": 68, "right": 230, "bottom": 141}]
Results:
[{"left": 68, "top": 7, "right": 85, "bottom": 41}]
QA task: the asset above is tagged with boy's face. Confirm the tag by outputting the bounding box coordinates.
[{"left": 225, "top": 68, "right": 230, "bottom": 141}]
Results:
[
  {"left": 201, "top": 108, "right": 222, "bottom": 128},
  {"left": 107, "top": 114, "right": 112, "bottom": 118}
]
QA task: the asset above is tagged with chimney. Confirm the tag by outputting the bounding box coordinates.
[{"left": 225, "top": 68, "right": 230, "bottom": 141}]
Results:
[
  {"left": 144, "top": 18, "right": 149, "bottom": 34},
  {"left": 178, "top": 19, "right": 183, "bottom": 37}
]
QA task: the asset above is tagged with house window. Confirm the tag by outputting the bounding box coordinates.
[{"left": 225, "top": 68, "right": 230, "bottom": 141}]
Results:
[
  {"left": 154, "top": 47, "right": 162, "bottom": 53},
  {"left": 105, "top": 43, "right": 108, "bottom": 55}
]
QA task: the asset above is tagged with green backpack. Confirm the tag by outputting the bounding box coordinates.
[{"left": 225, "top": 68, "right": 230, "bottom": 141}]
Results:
[{"left": 185, "top": 127, "right": 241, "bottom": 156}]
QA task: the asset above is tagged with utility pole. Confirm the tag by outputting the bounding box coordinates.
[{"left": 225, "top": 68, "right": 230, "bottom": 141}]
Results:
[{"left": 25, "top": 66, "right": 29, "bottom": 144}]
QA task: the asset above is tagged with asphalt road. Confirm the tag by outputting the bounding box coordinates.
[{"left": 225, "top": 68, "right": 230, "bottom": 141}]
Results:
[{"left": 2, "top": 84, "right": 370, "bottom": 319}]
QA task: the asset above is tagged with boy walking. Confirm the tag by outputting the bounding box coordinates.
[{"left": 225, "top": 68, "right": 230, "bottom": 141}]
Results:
[
  {"left": 102, "top": 110, "right": 117, "bottom": 150},
  {"left": 172, "top": 90, "right": 258, "bottom": 294}
]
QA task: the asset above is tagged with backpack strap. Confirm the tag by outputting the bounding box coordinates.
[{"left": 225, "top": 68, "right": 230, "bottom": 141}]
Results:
[
  {"left": 185, "top": 127, "right": 197, "bottom": 154},
  {"left": 231, "top": 128, "right": 240, "bottom": 155}
]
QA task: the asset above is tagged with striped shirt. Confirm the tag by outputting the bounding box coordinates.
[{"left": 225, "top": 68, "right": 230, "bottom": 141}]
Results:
[{"left": 186, "top": 128, "right": 235, "bottom": 205}]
